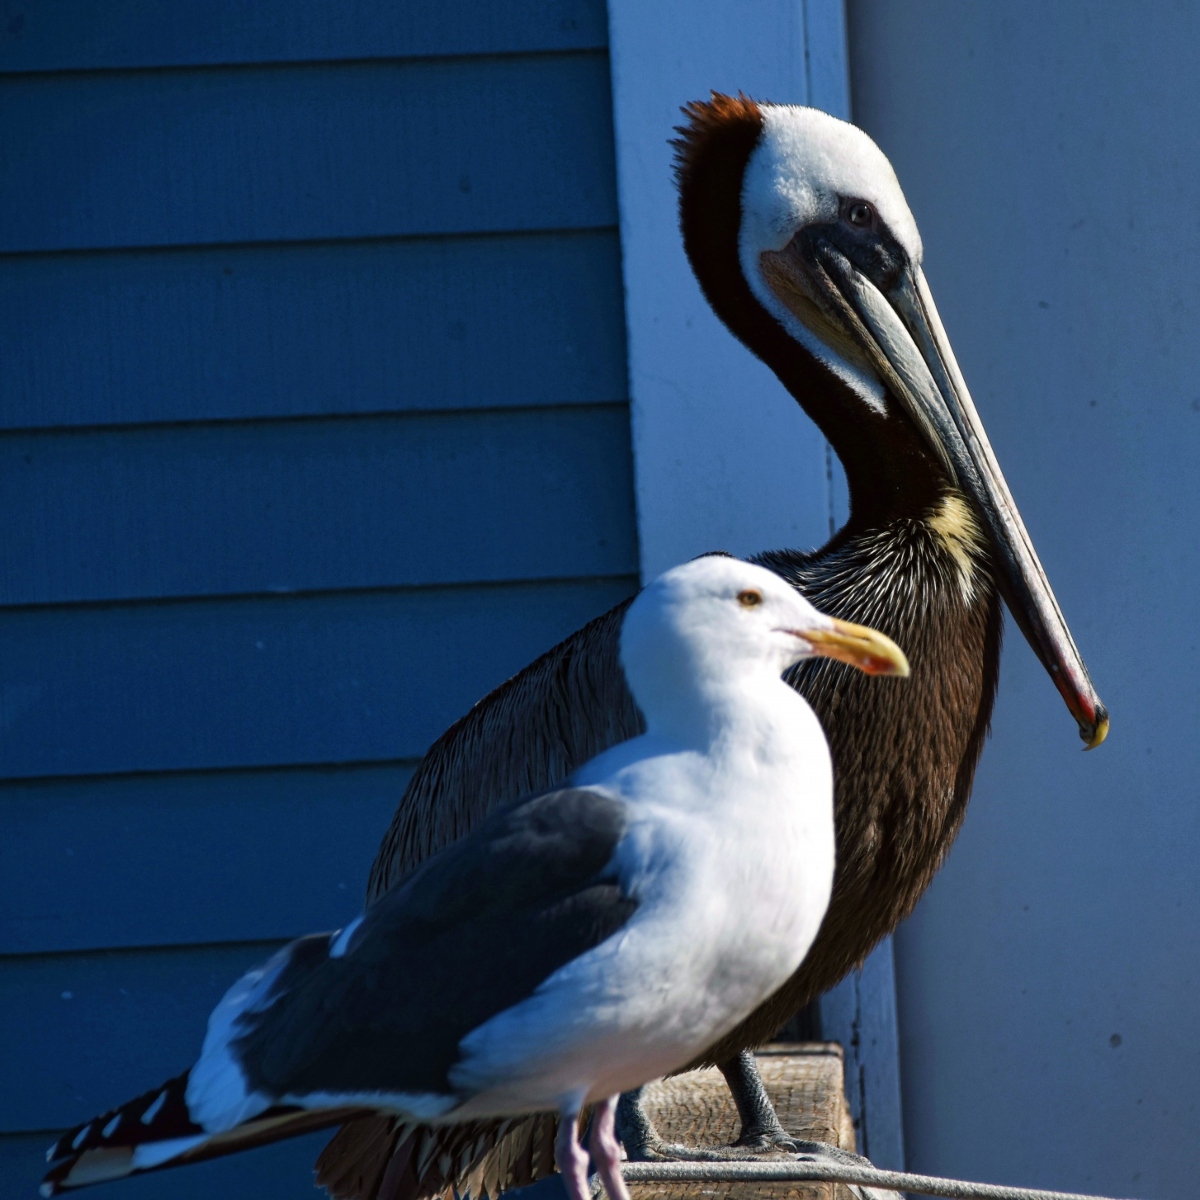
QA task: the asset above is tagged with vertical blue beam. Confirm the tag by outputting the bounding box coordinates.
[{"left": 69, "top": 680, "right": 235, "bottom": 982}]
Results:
[{"left": 605, "top": 0, "right": 828, "bottom": 582}]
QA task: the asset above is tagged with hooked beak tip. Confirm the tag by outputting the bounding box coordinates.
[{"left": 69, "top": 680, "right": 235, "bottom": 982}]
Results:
[{"left": 1082, "top": 708, "right": 1110, "bottom": 751}]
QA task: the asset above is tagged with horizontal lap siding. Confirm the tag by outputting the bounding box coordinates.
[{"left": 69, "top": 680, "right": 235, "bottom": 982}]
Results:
[
  {"left": 0, "top": 54, "right": 617, "bottom": 253},
  {"left": 5, "top": 3, "right": 635, "bottom": 1180},
  {"left": 0, "top": 406, "right": 636, "bottom": 603},
  {"left": 0, "top": 0, "right": 608, "bottom": 72},
  {"left": 0, "top": 765, "right": 414, "bottom": 955},
  {"left": 0, "top": 578, "right": 635, "bottom": 779},
  {"left": 0, "top": 230, "right": 626, "bottom": 429}
]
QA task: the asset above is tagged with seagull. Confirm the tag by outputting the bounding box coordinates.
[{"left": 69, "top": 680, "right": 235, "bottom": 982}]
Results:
[{"left": 41, "top": 557, "right": 908, "bottom": 1200}]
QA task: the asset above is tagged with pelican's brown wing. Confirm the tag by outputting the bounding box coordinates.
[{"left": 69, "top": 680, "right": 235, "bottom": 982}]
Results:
[{"left": 368, "top": 598, "right": 638, "bottom": 896}]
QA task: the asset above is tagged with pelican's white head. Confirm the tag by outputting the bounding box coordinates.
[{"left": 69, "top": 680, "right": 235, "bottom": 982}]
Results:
[
  {"left": 740, "top": 105, "right": 921, "bottom": 270},
  {"left": 619, "top": 557, "right": 907, "bottom": 735},
  {"left": 738, "top": 105, "right": 923, "bottom": 408}
]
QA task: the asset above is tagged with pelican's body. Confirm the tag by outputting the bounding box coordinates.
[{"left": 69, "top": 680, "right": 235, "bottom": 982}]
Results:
[{"left": 317, "top": 97, "right": 1105, "bottom": 1200}]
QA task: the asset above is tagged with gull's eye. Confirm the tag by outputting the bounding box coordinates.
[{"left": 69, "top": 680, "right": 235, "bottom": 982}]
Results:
[
  {"left": 845, "top": 200, "right": 875, "bottom": 228},
  {"left": 737, "top": 589, "right": 763, "bottom": 608}
]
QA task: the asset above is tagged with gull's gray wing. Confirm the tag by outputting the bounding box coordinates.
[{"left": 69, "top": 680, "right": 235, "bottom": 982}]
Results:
[
  {"left": 231, "top": 786, "right": 638, "bottom": 1104},
  {"left": 43, "top": 788, "right": 640, "bottom": 1196}
]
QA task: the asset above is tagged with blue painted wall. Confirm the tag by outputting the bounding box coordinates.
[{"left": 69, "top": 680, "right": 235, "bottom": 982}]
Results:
[
  {"left": 850, "top": 4, "right": 1200, "bottom": 1197},
  {"left": 0, "top": 3, "right": 636, "bottom": 1195}
]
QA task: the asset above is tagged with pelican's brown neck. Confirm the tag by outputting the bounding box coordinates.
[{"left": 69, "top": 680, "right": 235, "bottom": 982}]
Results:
[{"left": 674, "top": 94, "right": 949, "bottom": 533}]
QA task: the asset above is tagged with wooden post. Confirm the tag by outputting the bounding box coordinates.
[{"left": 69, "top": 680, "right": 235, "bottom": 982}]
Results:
[{"left": 631, "top": 1046, "right": 858, "bottom": 1200}]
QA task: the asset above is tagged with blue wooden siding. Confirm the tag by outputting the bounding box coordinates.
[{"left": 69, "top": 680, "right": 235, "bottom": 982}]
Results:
[
  {"left": 0, "top": 579, "right": 636, "bottom": 779},
  {"left": 0, "top": 408, "right": 635, "bottom": 604},
  {"left": 0, "top": 231, "right": 626, "bottom": 428},
  {"left": 1, "top": 56, "right": 617, "bottom": 252},
  {"left": 0, "top": 1, "right": 609, "bottom": 71},
  {"left": 0, "top": 3, "right": 634, "bottom": 1196},
  {"left": 2, "top": 765, "right": 416, "bottom": 954}
]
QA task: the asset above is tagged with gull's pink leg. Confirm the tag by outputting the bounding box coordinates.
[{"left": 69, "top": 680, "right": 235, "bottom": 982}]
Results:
[
  {"left": 555, "top": 1105, "right": 592, "bottom": 1200},
  {"left": 588, "top": 1096, "right": 631, "bottom": 1200}
]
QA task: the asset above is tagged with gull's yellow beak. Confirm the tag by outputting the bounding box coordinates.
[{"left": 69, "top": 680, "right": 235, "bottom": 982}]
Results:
[{"left": 800, "top": 618, "right": 910, "bottom": 678}]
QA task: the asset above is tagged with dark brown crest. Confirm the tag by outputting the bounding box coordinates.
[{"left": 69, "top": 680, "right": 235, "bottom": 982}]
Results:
[
  {"left": 670, "top": 94, "right": 770, "bottom": 356},
  {"left": 671, "top": 92, "right": 764, "bottom": 185}
]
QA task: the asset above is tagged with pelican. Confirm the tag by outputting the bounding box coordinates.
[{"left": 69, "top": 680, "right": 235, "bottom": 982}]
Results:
[
  {"left": 316, "top": 95, "right": 1107, "bottom": 1200},
  {"left": 42, "top": 559, "right": 907, "bottom": 1199}
]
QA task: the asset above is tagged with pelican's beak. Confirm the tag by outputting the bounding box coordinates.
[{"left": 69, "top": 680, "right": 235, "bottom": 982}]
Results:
[
  {"left": 770, "top": 235, "right": 1108, "bottom": 748},
  {"left": 801, "top": 618, "right": 910, "bottom": 678}
]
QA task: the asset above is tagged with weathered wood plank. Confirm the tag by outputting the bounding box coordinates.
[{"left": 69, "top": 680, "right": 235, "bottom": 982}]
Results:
[
  {"left": 0, "top": 406, "right": 637, "bottom": 605},
  {"left": 0, "top": 763, "right": 412, "bottom": 956},
  {"left": 0, "top": 577, "right": 638, "bottom": 780},
  {"left": 0, "top": 230, "right": 626, "bottom": 430},
  {"left": 631, "top": 1047, "right": 857, "bottom": 1200},
  {"left": 0, "top": 0, "right": 607, "bottom": 73},
  {"left": 0, "top": 53, "right": 617, "bottom": 253}
]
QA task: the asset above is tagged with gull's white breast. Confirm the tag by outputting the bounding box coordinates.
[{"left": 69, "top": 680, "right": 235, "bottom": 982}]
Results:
[{"left": 449, "top": 694, "right": 834, "bottom": 1115}]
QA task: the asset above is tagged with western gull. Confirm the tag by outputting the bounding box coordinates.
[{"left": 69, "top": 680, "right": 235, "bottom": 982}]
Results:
[{"left": 41, "top": 557, "right": 908, "bottom": 1199}]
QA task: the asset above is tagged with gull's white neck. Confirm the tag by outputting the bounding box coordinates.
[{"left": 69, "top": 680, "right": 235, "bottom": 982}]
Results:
[
  {"left": 644, "top": 670, "right": 814, "bottom": 757},
  {"left": 610, "top": 566, "right": 836, "bottom": 819},
  {"left": 578, "top": 664, "right": 831, "bottom": 825}
]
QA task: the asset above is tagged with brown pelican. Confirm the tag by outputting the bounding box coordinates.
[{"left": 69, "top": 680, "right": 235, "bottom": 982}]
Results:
[{"left": 315, "top": 94, "right": 1107, "bottom": 1200}]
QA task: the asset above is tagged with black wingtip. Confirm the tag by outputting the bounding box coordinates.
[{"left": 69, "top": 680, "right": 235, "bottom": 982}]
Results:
[{"left": 41, "top": 1072, "right": 199, "bottom": 1194}]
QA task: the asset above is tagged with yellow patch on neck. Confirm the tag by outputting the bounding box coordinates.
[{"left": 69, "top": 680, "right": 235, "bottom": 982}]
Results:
[{"left": 927, "top": 493, "right": 984, "bottom": 598}]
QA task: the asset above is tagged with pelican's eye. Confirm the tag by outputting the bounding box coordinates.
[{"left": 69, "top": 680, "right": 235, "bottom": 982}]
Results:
[
  {"left": 737, "top": 589, "right": 763, "bottom": 608},
  {"left": 845, "top": 200, "right": 875, "bottom": 228}
]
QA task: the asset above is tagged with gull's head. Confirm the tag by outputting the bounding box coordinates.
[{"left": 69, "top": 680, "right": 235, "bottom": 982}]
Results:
[{"left": 620, "top": 557, "right": 908, "bottom": 728}]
